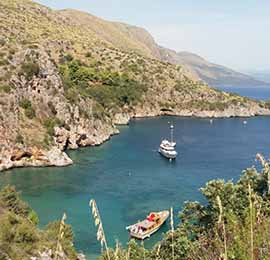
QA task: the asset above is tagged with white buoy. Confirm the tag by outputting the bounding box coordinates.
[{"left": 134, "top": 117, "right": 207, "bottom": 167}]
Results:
[{"left": 243, "top": 120, "right": 247, "bottom": 125}]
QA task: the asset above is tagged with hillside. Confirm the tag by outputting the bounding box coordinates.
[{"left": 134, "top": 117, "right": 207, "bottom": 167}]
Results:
[
  {"left": 57, "top": 8, "right": 268, "bottom": 87},
  {"left": 0, "top": 0, "right": 270, "bottom": 172},
  {"left": 57, "top": 9, "right": 160, "bottom": 59},
  {"left": 160, "top": 50, "right": 268, "bottom": 87}
]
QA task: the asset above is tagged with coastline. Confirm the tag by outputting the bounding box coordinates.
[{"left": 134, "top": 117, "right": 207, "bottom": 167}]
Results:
[{"left": 1, "top": 105, "right": 270, "bottom": 173}]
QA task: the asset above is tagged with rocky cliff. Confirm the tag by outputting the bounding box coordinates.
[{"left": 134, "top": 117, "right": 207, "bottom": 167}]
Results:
[{"left": 0, "top": 0, "right": 270, "bottom": 172}]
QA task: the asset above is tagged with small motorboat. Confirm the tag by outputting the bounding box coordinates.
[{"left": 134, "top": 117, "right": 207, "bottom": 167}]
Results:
[{"left": 126, "top": 210, "right": 169, "bottom": 240}]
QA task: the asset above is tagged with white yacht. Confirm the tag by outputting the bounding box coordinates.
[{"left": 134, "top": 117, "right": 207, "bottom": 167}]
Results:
[{"left": 159, "top": 125, "right": 178, "bottom": 160}]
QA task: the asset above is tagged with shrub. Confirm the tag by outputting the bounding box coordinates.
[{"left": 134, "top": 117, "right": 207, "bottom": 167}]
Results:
[
  {"left": 263, "top": 101, "right": 270, "bottom": 109},
  {"left": 85, "top": 52, "right": 92, "bottom": 58},
  {"left": 48, "top": 101, "right": 57, "bottom": 115},
  {"left": 0, "top": 38, "right": 6, "bottom": 46},
  {"left": 59, "top": 53, "right": 74, "bottom": 64},
  {"left": 0, "top": 186, "right": 79, "bottom": 259},
  {"left": 19, "top": 98, "right": 36, "bottom": 119},
  {"left": 92, "top": 102, "right": 106, "bottom": 120},
  {"left": 14, "top": 221, "right": 38, "bottom": 244},
  {"left": 20, "top": 62, "right": 40, "bottom": 80},
  {"left": 45, "top": 221, "right": 77, "bottom": 258},
  {"left": 15, "top": 133, "right": 24, "bottom": 144},
  {"left": 59, "top": 60, "right": 147, "bottom": 110},
  {"left": 43, "top": 134, "right": 52, "bottom": 147},
  {"left": 0, "top": 59, "right": 9, "bottom": 66},
  {"left": 43, "top": 117, "right": 62, "bottom": 136},
  {"left": 0, "top": 186, "right": 33, "bottom": 219},
  {"left": 28, "top": 210, "right": 39, "bottom": 225},
  {"left": 0, "top": 85, "right": 12, "bottom": 94},
  {"left": 64, "top": 88, "right": 80, "bottom": 104}
]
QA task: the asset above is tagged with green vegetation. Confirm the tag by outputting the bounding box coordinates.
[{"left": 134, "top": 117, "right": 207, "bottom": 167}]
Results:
[
  {"left": 15, "top": 133, "right": 24, "bottom": 144},
  {"left": 59, "top": 60, "right": 147, "bottom": 114},
  {"left": 263, "top": 101, "right": 270, "bottom": 110},
  {"left": 43, "top": 117, "right": 63, "bottom": 136},
  {"left": 187, "top": 100, "right": 229, "bottom": 111},
  {"left": 174, "top": 77, "right": 198, "bottom": 92},
  {"left": 20, "top": 61, "right": 40, "bottom": 80},
  {"left": 19, "top": 98, "right": 36, "bottom": 119},
  {"left": 99, "top": 155, "right": 270, "bottom": 260},
  {"left": 0, "top": 85, "right": 12, "bottom": 94},
  {"left": 0, "top": 186, "right": 78, "bottom": 260},
  {"left": 92, "top": 103, "right": 106, "bottom": 120},
  {"left": 0, "top": 59, "right": 9, "bottom": 66}
]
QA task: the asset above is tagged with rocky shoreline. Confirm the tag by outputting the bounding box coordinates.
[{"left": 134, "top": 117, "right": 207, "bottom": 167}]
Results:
[{"left": 1, "top": 105, "right": 270, "bottom": 173}]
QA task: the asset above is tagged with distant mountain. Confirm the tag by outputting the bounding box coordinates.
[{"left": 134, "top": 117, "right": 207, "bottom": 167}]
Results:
[
  {"left": 246, "top": 70, "right": 270, "bottom": 84},
  {"left": 159, "top": 50, "right": 269, "bottom": 87},
  {"left": 58, "top": 9, "right": 268, "bottom": 87}
]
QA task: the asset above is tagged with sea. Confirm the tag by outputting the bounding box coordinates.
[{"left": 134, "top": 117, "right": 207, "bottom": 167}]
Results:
[{"left": 0, "top": 86, "right": 270, "bottom": 259}]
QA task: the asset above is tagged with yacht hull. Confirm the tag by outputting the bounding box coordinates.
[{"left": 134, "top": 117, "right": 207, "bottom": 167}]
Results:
[{"left": 158, "top": 148, "right": 177, "bottom": 159}]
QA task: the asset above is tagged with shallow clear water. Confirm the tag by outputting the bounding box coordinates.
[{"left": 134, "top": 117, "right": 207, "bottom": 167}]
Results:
[{"left": 0, "top": 115, "right": 270, "bottom": 259}]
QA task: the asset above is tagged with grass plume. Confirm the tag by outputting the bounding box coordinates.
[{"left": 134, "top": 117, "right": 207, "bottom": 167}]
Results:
[
  {"left": 89, "top": 199, "right": 110, "bottom": 260},
  {"left": 55, "top": 212, "right": 67, "bottom": 260},
  {"left": 217, "top": 195, "right": 227, "bottom": 260}
]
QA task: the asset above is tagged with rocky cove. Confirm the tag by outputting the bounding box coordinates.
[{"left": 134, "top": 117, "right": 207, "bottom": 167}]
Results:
[
  {"left": 1, "top": 0, "right": 270, "bottom": 173},
  {"left": 1, "top": 51, "right": 270, "bottom": 171},
  {"left": 1, "top": 103, "right": 270, "bottom": 172}
]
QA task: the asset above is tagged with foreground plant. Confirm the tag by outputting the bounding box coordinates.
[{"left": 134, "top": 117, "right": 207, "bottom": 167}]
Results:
[
  {"left": 55, "top": 212, "right": 67, "bottom": 260},
  {"left": 170, "top": 207, "right": 175, "bottom": 260},
  {"left": 89, "top": 199, "right": 110, "bottom": 260},
  {"left": 101, "top": 154, "right": 270, "bottom": 260},
  {"left": 0, "top": 186, "right": 78, "bottom": 260},
  {"left": 216, "top": 195, "right": 227, "bottom": 260}
]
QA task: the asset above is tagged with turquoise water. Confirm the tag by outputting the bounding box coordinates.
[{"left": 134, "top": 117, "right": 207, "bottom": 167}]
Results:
[{"left": 0, "top": 116, "right": 270, "bottom": 259}]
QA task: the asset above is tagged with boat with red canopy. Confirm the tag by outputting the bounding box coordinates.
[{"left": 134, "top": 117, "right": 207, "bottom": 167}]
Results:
[{"left": 126, "top": 210, "right": 169, "bottom": 240}]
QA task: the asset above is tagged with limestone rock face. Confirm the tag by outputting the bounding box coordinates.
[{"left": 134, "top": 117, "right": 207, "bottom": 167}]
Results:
[
  {"left": 113, "top": 113, "right": 131, "bottom": 125},
  {"left": 0, "top": 46, "right": 119, "bottom": 171},
  {"left": 30, "top": 250, "right": 86, "bottom": 260},
  {"left": 45, "top": 147, "right": 73, "bottom": 166},
  {"left": 0, "top": 147, "right": 72, "bottom": 172}
]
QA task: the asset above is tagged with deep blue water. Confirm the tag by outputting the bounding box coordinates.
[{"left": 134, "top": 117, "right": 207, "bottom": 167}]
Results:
[
  {"left": 215, "top": 85, "right": 270, "bottom": 100},
  {"left": 0, "top": 87, "right": 270, "bottom": 259}
]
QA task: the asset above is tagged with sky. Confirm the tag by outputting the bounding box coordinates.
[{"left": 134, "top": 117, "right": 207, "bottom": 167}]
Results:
[{"left": 36, "top": 0, "right": 270, "bottom": 72}]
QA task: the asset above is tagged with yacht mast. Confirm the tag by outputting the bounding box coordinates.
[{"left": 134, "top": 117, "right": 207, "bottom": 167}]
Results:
[{"left": 170, "top": 124, "right": 174, "bottom": 143}]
